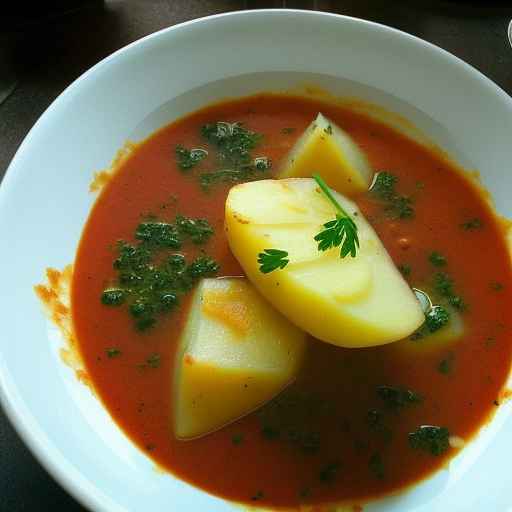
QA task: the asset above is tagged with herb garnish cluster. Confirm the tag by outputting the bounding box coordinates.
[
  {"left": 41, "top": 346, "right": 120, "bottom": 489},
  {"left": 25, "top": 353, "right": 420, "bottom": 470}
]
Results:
[
  {"left": 175, "top": 121, "right": 272, "bottom": 189},
  {"left": 101, "top": 214, "right": 218, "bottom": 330}
]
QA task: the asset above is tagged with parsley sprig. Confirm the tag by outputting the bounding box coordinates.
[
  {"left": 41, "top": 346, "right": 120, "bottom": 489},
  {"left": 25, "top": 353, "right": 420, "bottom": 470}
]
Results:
[
  {"left": 313, "top": 174, "right": 359, "bottom": 258},
  {"left": 258, "top": 249, "right": 289, "bottom": 274}
]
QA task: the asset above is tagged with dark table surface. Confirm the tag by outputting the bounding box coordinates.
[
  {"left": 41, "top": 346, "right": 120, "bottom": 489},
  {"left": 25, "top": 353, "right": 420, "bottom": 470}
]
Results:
[{"left": 1, "top": 1, "right": 511, "bottom": 510}]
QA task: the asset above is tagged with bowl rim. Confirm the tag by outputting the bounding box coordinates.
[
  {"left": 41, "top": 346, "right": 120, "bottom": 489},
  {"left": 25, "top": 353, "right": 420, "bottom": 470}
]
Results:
[{"left": 1, "top": 8, "right": 512, "bottom": 512}]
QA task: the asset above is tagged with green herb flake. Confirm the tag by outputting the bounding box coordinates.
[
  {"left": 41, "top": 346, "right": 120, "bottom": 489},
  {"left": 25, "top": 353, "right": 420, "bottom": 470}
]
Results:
[
  {"left": 438, "top": 353, "right": 455, "bottom": 375},
  {"left": 261, "top": 425, "right": 280, "bottom": 441},
  {"left": 258, "top": 249, "right": 289, "bottom": 274},
  {"left": 425, "top": 305, "right": 450, "bottom": 333},
  {"left": 377, "top": 385, "right": 422, "bottom": 409},
  {"left": 106, "top": 347, "right": 122, "bottom": 358},
  {"left": 318, "top": 461, "right": 341, "bottom": 483},
  {"left": 313, "top": 174, "right": 359, "bottom": 258},
  {"left": 175, "top": 215, "right": 214, "bottom": 244},
  {"left": 491, "top": 281, "right": 504, "bottom": 291},
  {"left": 461, "top": 217, "right": 482, "bottom": 230},
  {"left": 428, "top": 251, "right": 447, "bottom": 267},
  {"left": 369, "top": 452, "right": 385, "bottom": 479},
  {"left": 398, "top": 264, "right": 411, "bottom": 277},
  {"left": 433, "top": 272, "right": 466, "bottom": 311},
  {"left": 250, "top": 490, "right": 265, "bottom": 501},
  {"left": 409, "top": 425, "right": 450, "bottom": 456},
  {"left": 324, "top": 124, "right": 333, "bottom": 135},
  {"left": 175, "top": 144, "right": 208, "bottom": 170},
  {"left": 298, "top": 487, "right": 311, "bottom": 500},
  {"left": 231, "top": 433, "right": 244, "bottom": 445},
  {"left": 371, "top": 171, "right": 414, "bottom": 219},
  {"left": 199, "top": 122, "right": 271, "bottom": 189},
  {"left": 281, "top": 127, "right": 295, "bottom": 134}
]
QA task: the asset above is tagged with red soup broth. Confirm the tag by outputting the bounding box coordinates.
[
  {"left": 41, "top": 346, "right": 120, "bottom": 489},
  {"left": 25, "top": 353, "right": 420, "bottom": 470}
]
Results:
[{"left": 72, "top": 94, "right": 512, "bottom": 508}]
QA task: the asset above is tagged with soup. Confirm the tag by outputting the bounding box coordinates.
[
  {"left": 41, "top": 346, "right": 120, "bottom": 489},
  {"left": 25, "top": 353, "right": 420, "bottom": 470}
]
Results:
[{"left": 71, "top": 93, "right": 512, "bottom": 508}]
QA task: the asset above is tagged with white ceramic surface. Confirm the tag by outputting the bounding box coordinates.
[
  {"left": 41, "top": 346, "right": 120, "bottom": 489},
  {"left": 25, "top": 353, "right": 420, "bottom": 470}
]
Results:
[{"left": 1, "top": 9, "right": 512, "bottom": 512}]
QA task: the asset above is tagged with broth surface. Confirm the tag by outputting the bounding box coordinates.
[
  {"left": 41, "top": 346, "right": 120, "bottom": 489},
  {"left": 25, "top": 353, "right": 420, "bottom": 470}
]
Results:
[{"left": 72, "top": 94, "right": 512, "bottom": 508}]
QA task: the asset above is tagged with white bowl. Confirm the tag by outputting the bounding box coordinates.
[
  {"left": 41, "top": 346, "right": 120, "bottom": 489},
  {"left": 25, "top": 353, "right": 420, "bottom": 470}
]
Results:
[{"left": 1, "top": 9, "right": 512, "bottom": 512}]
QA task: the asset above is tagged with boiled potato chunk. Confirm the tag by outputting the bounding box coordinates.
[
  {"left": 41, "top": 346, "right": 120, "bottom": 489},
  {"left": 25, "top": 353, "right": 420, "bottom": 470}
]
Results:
[
  {"left": 278, "top": 113, "right": 373, "bottom": 196},
  {"left": 174, "top": 277, "right": 306, "bottom": 439},
  {"left": 225, "top": 178, "right": 424, "bottom": 348}
]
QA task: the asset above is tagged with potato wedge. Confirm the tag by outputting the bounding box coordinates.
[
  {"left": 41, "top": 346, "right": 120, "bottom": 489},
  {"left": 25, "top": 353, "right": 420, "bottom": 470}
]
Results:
[
  {"left": 278, "top": 113, "right": 373, "bottom": 196},
  {"left": 173, "top": 277, "right": 306, "bottom": 440},
  {"left": 225, "top": 178, "right": 424, "bottom": 348}
]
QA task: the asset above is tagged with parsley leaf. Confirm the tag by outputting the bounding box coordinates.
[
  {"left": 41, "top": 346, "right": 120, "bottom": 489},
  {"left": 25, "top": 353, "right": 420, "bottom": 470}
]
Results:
[
  {"left": 258, "top": 249, "right": 289, "bottom": 274},
  {"left": 313, "top": 174, "right": 359, "bottom": 258}
]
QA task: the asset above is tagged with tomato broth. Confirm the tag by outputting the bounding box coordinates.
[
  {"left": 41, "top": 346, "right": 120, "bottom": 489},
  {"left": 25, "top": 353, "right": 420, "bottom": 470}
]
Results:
[{"left": 72, "top": 94, "right": 512, "bottom": 508}]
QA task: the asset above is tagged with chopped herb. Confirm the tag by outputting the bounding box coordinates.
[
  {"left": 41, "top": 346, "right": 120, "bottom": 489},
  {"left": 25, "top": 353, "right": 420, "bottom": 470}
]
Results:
[
  {"left": 137, "top": 353, "right": 161, "bottom": 369},
  {"left": 261, "top": 425, "right": 280, "bottom": 441},
  {"left": 146, "top": 353, "right": 161, "bottom": 368},
  {"left": 324, "top": 124, "right": 333, "bottom": 135},
  {"left": 281, "top": 127, "right": 295, "bottom": 134},
  {"left": 313, "top": 174, "right": 359, "bottom": 258},
  {"left": 409, "top": 425, "right": 450, "bottom": 456},
  {"left": 491, "top": 281, "right": 504, "bottom": 291},
  {"left": 366, "top": 409, "right": 393, "bottom": 443},
  {"left": 461, "top": 217, "right": 482, "bottom": 230},
  {"left": 101, "top": 288, "right": 126, "bottom": 306},
  {"left": 135, "top": 222, "right": 181, "bottom": 248},
  {"left": 257, "top": 391, "right": 328, "bottom": 454},
  {"left": 258, "top": 249, "right": 289, "bottom": 274},
  {"left": 433, "top": 272, "right": 466, "bottom": 311},
  {"left": 377, "top": 385, "right": 422, "bottom": 409},
  {"left": 199, "top": 122, "right": 271, "bottom": 188},
  {"left": 231, "top": 433, "right": 244, "bottom": 445},
  {"left": 199, "top": 160, "right": 270, "bottom": 188},
  {"left": 485, "top": 336, "right": 496, "bottom": 348},
  {"left": 202, "top": 121, "right": 261, "bottom": 162},
  {"left": 106, "top": 347, "right": 122, "bottom": 358},
  {"left": 429, "top": 251, "right": 447, "bottom": 267},
  {"left": 175, "top": 215, "right": 214, "bottom": 244},
  {"left": 318, "top": 461, "right": 341, "bottom": 483},
  {"left": 366, "top": 409, "right": 384, "bottom": 430},
  {"left": 369, "top": 452, "right": 385, "bottom": 479},
  {"left": 370, "top": 171, "right": 414, "bottom": 219},
  {"left": 298, "top": 487, "right": 311, "bottom": 499},
  {"left": 438, "top": 353, "right": 455, "bottom": 375},
  {"left": 175, "top": 145, "right": 207, "bottom": 170},
  {"left": 371, "top": 171, "right": 397, "bottom": 201},
  {"left": 425, "top": 305, "right": 450, "bottom": 333},
  {"left": 251, "top": 490, "right": 265, "bottom": 501},
  {"left": 398, "top": 264, "right": 411, "bottom": 277},
  {"left": 416, "top": 181, "right": 425, "bottom": 190},
  {"left": 102, "top": 215, "right": 218, "bottom": 330}
]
